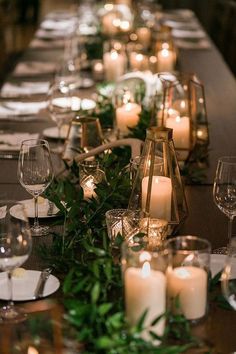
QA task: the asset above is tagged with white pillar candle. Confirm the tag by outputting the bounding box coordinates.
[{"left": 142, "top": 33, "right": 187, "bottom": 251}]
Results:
[
  {"left": 102, "top": 12, "right": 118, "bottom": 35},
  {"left": 103, "top": 50, "right": 126, "bottom": 82},
  {"left": 157, "top": 48, "right": 175, "bottom": 72},
  {"left": 116, "top": 102, "right": 141, "bottom": 135},
  {"left": 166, "top": 115, "right": 190, "bottom": 149},
  {"left": 136, "top": 27, "right": 151, "bottom": 47},
  {"left": 125, "top": 261, "right": 166, "bottom": 341},
  {"left": 129, "top": 52, "right": 149, "bottom": 71},
  {"left": 142, "top": 176, "right": 172, "bottom": 221},
  {"left": 167, "top": 266, "right": 207, "bottom": 320}
]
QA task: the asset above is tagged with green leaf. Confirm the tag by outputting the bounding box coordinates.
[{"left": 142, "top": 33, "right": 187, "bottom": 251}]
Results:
[
  {"left": 91, "top": 282, "right": 100, "bottom": 303},
  {"left": 98, "top": 303, "right": 113, "bottom": 316}
]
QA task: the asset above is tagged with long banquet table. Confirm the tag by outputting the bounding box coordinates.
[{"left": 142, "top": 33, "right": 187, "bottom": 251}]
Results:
[{"left": 0, "top": 8, "right": 236, "bottom": 353}]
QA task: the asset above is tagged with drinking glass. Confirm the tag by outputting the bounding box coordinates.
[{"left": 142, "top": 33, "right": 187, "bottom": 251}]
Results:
[
  {"left": 0, "top": 200, "right": 32, "bottom": 322},
  {"left": 18, "top": 139, "right": 54, "bottom": 236},
  {"left": 221, "top": 236, "right": 236, "bottom": 310},
  {"left": 48, "top": 82, "right": 75, "bottom": 154},
  {"left": 213, "top": 156, "right": 236, "bottom": 254}
]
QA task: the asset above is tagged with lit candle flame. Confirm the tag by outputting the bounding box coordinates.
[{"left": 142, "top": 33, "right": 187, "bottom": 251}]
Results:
[
  {"left": 161, "top": 48, "right": 169, "bottom": 58},
  {"left": 136, "top": 53, "right": 144, "bottom": 62},
  {"left": 141, "top": 261, "right": 151, "bottom": 278},
  {"left": 110, "top": 50, "right": 118, "bottom": 60}
]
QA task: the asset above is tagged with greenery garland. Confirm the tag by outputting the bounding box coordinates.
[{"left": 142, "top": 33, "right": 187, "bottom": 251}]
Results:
[{"left": 40, "top": 142, "right": 231, "bottom": 353}]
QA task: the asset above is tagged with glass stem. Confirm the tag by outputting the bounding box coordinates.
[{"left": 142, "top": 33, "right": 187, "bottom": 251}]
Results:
[
  {"left": 58, "top": 123, "right": 63, "bottom": 149},
  {"left": 34, "top": 195, "right": 39, "bottom": 228},
  {"left": 7, "top": 271, "right": 13, "bottom": 308},
  {"left": 228, "top": 216, "right": 234, "bottom": 246}
]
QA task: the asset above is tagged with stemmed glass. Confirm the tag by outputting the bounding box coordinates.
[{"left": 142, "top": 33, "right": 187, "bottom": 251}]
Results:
[
  {"left": 213, "top": 156, "right": 236, "bottom": 254},
  {"left": 18, "top": 139, "right": 54, "bottom": 236},
  {"left": 48, "top": 82, "right": 75, "bottom": 154},
  {"left": 0, "top": 200, "right": 32, "bottom": 322},
  {"left": 221, "top": 236, "right": 236, "bottom": 310}
]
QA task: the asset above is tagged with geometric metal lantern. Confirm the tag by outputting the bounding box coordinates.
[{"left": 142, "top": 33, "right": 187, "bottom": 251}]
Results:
[
  {"left": 157, "top": 72, "right": 209, "bottom": 161},
  {"left": 128, "top": 126, "right": 188, "bottom": 235}
]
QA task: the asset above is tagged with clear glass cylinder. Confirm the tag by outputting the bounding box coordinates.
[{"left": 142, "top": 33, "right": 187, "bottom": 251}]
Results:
[
  {"left": 79, "top": 159, "right": 105, "bottom": 200},
  {"left": 122, "top": 242, "right": 168, "bottom": 343},
  {"left": 128, "top": 126, "right": 188, "bottom": 235},
  {"left": 165, "top": 235, "right": 211, "bottom": 322}
]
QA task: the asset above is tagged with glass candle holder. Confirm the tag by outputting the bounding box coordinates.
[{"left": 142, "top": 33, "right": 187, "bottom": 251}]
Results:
[
  {"left": 122, "top": 243, "right": 168, "bottom": 343},
  {"left": 105, "top": 209, "right": 134, "bottom": 247},
  {"left": 165, "top": 235, "right": 211, "bottom": 323},
  {"left": 103, "top": 40, "right": 127, "bottom": 82},
  {"left": 125, "top": 212, "right": 169, "bottom": 251},
  {"left": 79, "top": 160, "right": 105, "bottom": 200}
]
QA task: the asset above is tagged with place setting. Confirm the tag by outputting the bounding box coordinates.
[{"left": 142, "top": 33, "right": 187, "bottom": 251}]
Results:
[
  {"left": 0, "top": 200, "right": 60, "bottom": 323},
  {"left": 0, "top": 81, "right": 50, "bottom": 98},
  {"left": 0, "top": 100, "right": 47, "bottom": 120}
]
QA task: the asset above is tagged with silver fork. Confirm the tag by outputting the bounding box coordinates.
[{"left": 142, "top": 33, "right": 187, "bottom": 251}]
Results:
[{"left": 34, "top": 268, "right": 52, "bottom": 299}]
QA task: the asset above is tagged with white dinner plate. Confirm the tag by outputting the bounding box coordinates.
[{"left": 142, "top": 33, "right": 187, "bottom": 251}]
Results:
[
  {"left": 210, "top": 254, "right": 236, "bottom": 279},
  {"left": 0, "top": 270, "right": 60, "bottom": 301},
  {"left": 10, "top": 199, "right": 59, "bottom": 219},
  {"left": 43, "top": 126, "right": 69, "bottom": 140},
  {"left": 52, "top": 97, "right": 96, "bottom": 111}
]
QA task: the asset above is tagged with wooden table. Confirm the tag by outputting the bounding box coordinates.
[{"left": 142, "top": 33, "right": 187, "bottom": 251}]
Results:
[{"left": 0, "top": 10, "right": 236, "bottom": 353}]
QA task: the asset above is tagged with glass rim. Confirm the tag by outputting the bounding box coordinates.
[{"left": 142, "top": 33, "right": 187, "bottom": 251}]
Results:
[
  {"left": 20, "top": 138, "right": 49, "bottom": 147},
  {"left": 164, "top": 235, "right": 211, "bottom": 252},
  {"left": 105, "top": 208, "right": 133, "bottom": 217},
  {"left": 218, "top": 156, "right": 236, "bottom": 164}
]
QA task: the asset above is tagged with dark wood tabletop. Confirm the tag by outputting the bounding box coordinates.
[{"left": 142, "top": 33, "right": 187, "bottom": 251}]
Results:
[{"left": 0, "top": 11, "right": 236, "bottom": 353}]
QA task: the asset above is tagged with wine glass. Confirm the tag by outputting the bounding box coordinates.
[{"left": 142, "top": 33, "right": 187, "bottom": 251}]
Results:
[
  {"left": 221, "top": 236, "right": 236, "bottom": 310},
  {"left": 0, "top": 200, "right": 32, "bottom": 322},
  {"left": 213, "top": 156, "right": 236, "bottom": 254},
  {"left": 18, "top": 139, "right": 54, "bottom": 236},
  {"left": 48, "top": 82, "right": 75, "bottom": 154}
]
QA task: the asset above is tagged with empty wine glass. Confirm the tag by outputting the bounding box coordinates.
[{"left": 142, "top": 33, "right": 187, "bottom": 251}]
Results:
[
  {"left": 213, "top": 156, "right": 236, "bottom": 254},
  {"left": 48, "top": 82, "right": 75, "bottom": 154},
  {"left": 221, "top": 237, "right": 236, "bottom": 310},
  {"left": 0, "top": 200, "right": 32, "bottom": 322},
  {"left": 18, "top": 139, "right": 54, "bottom": 236}
]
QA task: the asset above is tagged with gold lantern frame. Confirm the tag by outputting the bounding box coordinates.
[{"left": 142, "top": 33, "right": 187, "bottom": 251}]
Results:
[{"left": 157, "top": 72, "right": 209, "bottom": 161}]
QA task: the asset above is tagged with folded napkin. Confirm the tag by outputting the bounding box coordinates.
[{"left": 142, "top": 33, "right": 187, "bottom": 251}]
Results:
[
  {"left": 172, "top": 29, "right": 206, "bottom": 39},
  {"left": 163, "top": 19, "right": 200, "bottom": 30},
  {"left": 1, "top": 82, "right": 50, "bottom": 98},
  {"left": 29, "top": 38, "right": 65, "bottom": 49},
  {"left": 174, "top": 38, "right": 211, "bottom": 50},
  {"left": 0, "top": 133, "right": 39, "bottom": 151},
  {"left": 0, "top": 101, "right": 47, "bottom": 119},
  {"left": 40, "top": 18, "right": 78, "bottom": 31},
  {"left": 13, "top": 61, "right": 57, "bottom": 77},
  {"left": 36, "top": 28, "right": 73, "bottom": 40}
]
